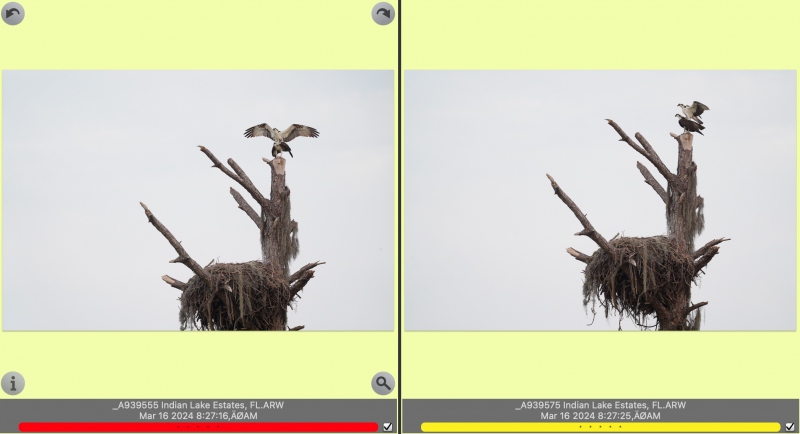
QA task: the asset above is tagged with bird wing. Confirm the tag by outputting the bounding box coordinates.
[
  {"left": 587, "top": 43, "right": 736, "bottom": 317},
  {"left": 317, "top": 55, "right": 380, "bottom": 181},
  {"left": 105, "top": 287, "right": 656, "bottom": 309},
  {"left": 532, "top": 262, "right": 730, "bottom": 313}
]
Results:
[
  {"left": 692, "top": 101, "right": 709, "bottom": 116},
  {"left": 244, "top": 123, "right": 274, "bottom": 140},
  {"left": 282, "top": 124, "right": 320, "bottom": 142}
]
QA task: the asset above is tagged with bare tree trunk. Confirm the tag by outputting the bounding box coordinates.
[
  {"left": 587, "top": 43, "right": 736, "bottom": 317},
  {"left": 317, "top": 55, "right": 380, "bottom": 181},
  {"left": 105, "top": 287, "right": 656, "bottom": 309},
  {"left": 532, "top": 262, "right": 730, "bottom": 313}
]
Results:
[
  {"left": 261, "top": 157, "right": 298, "bottom": 279},
  {"left": 667, "top": 133, "right": 696, "bottom": 252}
]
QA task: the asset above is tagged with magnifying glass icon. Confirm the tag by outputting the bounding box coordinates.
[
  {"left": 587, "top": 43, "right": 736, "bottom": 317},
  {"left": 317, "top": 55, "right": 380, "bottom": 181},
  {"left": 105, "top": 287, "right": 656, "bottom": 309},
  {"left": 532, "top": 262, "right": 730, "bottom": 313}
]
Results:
[
  {"left": 371, "top": 371, "right": 394, "bottom": 395},
  {"left": 376, "top": 376, "right": 392, "bottom": 391}
]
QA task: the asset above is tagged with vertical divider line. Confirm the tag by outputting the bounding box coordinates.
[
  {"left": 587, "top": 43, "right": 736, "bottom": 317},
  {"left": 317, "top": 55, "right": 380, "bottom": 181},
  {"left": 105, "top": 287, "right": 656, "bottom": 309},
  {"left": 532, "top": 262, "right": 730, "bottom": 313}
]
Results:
[{"left": 396, "top": 0, "right": 403, "bottom": 432}]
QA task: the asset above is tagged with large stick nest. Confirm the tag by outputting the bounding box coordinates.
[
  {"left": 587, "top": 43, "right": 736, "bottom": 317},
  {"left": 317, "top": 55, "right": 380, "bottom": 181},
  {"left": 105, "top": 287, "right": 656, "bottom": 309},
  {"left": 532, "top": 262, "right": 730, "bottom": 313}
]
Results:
[
  {"left": 179, "top": 261, "right": 291, "bottom": 330},
  {"left": 583, "top": 236, "right": 696, "bottom": 328}
]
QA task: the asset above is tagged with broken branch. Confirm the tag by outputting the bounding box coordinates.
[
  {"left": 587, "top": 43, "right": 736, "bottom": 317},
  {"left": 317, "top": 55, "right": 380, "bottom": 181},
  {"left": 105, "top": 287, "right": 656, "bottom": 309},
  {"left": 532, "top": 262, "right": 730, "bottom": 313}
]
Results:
[
  {"left": 199, "top": 146, "right": 268, "bottom": 207},
  {"left": 694, "top": 246, "right": 721, "bottom": 275},
  {"left": 161, "top": 275, "right": 187, "bottom": 291},
  {"left": 566, "top": 247, "right": 591, "bottom": 264},
  {"left": 694, "top": 237, "right": 731, "bottom": 259},
  {"left": 606, "top": 119, "right": 676, "bottom": 184},
  {"left": 230, "top": 187, "right": 263, "bottom": 231},
  {"left": 546, "top": 174, "right": 614, "bottom": 256},
  {"left": 140, "top": 202, "right": 211, "bottom": 284},
  {"left": 683, "top": 301, "right": 708, "bottom": 318},
  {"left": 637, "top": 161, "right": 668, "bottom": 204},
  {"left": 290, "top": 270, "right": 316, "bottom": 300},
  {"left": 289, "top": 261, "right": 326, "bottom": 284}
]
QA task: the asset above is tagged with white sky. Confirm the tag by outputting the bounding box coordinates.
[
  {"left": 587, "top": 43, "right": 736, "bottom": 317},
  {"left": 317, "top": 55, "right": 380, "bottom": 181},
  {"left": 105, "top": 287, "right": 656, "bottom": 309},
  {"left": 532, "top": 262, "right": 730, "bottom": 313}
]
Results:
[
  {"left": 405, "top": 70, "right": 796, "bottom": 331},
  {"left": 2, "top": 70, "right": 394, "bottom": 331}
]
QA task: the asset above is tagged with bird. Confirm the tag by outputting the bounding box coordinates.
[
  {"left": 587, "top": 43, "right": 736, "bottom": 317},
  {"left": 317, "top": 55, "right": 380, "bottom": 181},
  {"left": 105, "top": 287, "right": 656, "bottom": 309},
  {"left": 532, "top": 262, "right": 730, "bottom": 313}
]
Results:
[
  {"left": 677, "top": 101, "right": 710, "bottom": 124},
  {"left": 243, "top": 122, "right": 320, "bottom": 158},
  {"left": 675, "top": 114, "right": 705, "bottom": 135}
]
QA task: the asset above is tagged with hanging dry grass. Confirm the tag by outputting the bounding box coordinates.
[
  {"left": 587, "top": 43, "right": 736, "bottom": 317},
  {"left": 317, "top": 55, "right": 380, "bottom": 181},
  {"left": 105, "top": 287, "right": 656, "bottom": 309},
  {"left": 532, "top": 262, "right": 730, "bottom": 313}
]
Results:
[
  {"left": 583, "top": 236, "right": 697, "bottom": 328},
  {"left": 179, "top": 261, "right": 290, "bottom": 331}
]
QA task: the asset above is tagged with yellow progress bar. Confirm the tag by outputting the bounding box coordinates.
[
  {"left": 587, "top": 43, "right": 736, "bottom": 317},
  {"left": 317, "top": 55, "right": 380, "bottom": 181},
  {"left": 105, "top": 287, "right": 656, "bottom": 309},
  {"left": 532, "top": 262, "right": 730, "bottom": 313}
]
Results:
[{"left": 421, "top": 422, "right": 782, "bottom": 432}]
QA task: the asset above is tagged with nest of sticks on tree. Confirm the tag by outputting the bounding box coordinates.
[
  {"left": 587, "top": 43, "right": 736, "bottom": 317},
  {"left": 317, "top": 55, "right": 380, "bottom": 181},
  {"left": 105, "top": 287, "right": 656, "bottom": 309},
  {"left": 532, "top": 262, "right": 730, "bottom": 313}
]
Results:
[
  {"left": 583, "top": 236, "right": 697, "bottom": 329},
  {"left": 179, "top": 261, "right": 291, "bottom": 330}
]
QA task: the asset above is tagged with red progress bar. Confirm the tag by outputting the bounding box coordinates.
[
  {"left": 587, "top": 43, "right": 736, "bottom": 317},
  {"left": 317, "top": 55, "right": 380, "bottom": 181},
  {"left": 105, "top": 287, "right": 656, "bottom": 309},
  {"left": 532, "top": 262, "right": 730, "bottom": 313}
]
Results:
[{"left": 19, "top": 422, "right": 380, "bottom": 432}]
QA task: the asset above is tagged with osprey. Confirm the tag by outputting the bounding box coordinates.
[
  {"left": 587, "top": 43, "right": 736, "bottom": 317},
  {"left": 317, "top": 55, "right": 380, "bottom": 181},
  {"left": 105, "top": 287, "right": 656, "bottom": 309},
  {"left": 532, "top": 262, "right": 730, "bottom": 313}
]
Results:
[
  {"left": 677, "top": 101, "right": 709, "bottom": 124},
  {"left": 675, "top": 114, "right": 705, "bottom": 135},
  {"left": 243, "top": 122, "right": 320, "bottom": 158}
]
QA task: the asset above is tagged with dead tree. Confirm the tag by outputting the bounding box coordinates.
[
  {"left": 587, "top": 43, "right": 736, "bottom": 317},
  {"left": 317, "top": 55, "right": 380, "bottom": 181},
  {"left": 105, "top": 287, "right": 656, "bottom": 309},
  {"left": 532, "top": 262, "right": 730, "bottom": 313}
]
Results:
[
  {"left": 141, "top": 148, "right": 324, "bottom": 330},
  {"left": 547, "top": 120, "right": 729, "bottom": 330}
]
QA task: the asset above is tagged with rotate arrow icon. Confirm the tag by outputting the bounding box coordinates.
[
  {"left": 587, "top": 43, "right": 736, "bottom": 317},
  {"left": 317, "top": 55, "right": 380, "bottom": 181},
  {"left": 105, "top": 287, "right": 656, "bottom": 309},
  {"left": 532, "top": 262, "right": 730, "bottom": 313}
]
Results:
[
  {"left": 5, "top": 8, "right": 19, "bottom": 18},
  {"left": 376, "top": 8, "right": 390, "bottom": 18}
]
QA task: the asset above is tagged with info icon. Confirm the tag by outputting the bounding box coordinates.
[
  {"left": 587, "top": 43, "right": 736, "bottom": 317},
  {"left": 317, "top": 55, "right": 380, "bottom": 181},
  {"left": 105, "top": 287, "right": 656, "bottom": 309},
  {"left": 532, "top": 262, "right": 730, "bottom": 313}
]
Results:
[{"left": 1, "top": 372, "right": 25, "bottom": 395}]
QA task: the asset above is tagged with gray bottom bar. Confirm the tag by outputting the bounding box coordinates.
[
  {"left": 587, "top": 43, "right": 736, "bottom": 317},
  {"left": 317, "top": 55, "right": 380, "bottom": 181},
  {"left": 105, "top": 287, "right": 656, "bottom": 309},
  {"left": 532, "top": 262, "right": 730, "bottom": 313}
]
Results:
[
  {"left": 403, "top": 399, "right": 798, "bottom": 433},
  {"left": 0, "top": 399, "right": 396, "bottom": 433}
]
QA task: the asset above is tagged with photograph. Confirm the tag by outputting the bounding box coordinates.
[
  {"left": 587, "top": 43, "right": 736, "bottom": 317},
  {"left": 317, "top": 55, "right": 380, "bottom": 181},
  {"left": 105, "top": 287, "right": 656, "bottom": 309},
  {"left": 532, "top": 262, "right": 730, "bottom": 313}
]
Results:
[
  {"left": 2, "top": 70, "right": 394, "bottom": 331},
  {"left": 405, "top": 70, "right": 796, "bottom": 331}
]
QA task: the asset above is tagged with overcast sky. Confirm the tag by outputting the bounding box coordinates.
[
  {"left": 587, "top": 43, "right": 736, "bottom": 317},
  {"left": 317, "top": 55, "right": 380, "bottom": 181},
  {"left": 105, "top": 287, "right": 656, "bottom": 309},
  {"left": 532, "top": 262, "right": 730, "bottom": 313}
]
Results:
[
  {"left": 405, "top": 70, "right": 796, "bottom": 331},
  {"left": 3, "top": 70, "right": 394, "bottom": 331}
]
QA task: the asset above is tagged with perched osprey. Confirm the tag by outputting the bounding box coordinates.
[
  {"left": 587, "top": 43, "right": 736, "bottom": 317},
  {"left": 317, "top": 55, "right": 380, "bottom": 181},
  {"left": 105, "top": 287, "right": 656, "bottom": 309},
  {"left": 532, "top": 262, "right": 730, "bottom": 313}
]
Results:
[
  {"left": 243, "top": 122, "right": 320, "bottom": 158},
  {"left": 677, "top": 101, "right": 709, "bottom": 124},
  {"left": 675, "top": 114, "right": 705, "bottom": 135}
]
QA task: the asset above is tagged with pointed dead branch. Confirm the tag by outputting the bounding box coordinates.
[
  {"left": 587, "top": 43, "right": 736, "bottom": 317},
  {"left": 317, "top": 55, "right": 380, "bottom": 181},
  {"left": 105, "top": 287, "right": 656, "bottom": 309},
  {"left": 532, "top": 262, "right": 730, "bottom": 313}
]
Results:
[
  {"left": 636, "top": 161, "right": 667, "bottom": 204},
  {"left": 566, "top": 247, "right": 591, "bottom": 264},
  {"left": 546, "top": 174, "right": 614, "bottom": 256},
  {"left": 162, "top": 275, "right": 187, "bottom": 291},
  {"left": 140, "top": 202, "right": 211, "bottom": 284},
  {"left": 290, "top": 269, "right": 316, "bottom": 300},
  {"left": 230, "top": 187, "right": 263, "bottom": 231},
  {"left": 288, "top": 325, "right": 305, "bottom": 331},
  {"left": 683, "top": 301, "right": 708, "bottom": 318},
  {"left": 694, "top": 246, "right": 721, "bottom": 275},
  {"left": 199, "top": 146, "right": 268, "bottom": 207},
  {"left": 227, "top": 157, "right": 266, "bottom": 203},
  {"left": 694, "top": 237, "right": 731, "bottom": 259},
  {"left": 635, "top": 133, "right": 675, "bottom": 184},
  {"left": 289, "top": 261, "right": 326, "bottom": 284},
  {"left": 606, "top": 119, "right": 676, "bottom": 184}
]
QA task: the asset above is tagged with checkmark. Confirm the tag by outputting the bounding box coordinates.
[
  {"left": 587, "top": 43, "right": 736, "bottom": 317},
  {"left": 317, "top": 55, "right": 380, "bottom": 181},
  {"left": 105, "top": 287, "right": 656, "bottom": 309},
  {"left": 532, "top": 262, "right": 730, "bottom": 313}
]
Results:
[
  {"left": 383, "top": 422, "right": 393, "bottom": 431},
  {"left": 786, "top": 422, "right": 795, "bottom": 432}
]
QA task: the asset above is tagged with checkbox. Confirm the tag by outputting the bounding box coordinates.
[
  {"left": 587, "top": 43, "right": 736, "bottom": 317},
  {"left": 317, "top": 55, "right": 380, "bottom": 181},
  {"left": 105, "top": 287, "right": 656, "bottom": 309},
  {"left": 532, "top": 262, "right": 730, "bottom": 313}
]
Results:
[
  {"left": 383, "top": 422, "right": 393, "bottom": 431},
  {"left": 786, "top": 422, "right": 795, "bottom": 432}
]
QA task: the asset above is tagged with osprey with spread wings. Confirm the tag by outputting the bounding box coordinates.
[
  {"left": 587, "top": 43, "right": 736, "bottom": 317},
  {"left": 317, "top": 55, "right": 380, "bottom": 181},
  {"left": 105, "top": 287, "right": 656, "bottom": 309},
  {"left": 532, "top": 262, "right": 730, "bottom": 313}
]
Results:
[{"left": 243, "top": 122, "right": 320, "bottom": 158}]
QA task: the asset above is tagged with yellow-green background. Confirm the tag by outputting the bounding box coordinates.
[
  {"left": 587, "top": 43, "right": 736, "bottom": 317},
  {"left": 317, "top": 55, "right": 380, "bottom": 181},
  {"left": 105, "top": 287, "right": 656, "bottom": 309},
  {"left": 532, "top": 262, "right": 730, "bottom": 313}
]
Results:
[
  {"left": 1, "top": 0, "right": 798, "bottom": 412},
  {"left": 0, "top": 0, "right": 397, "bottom": 399},
  {"left": 401, "top": 0, "right": 799, "bottom": 400}
]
